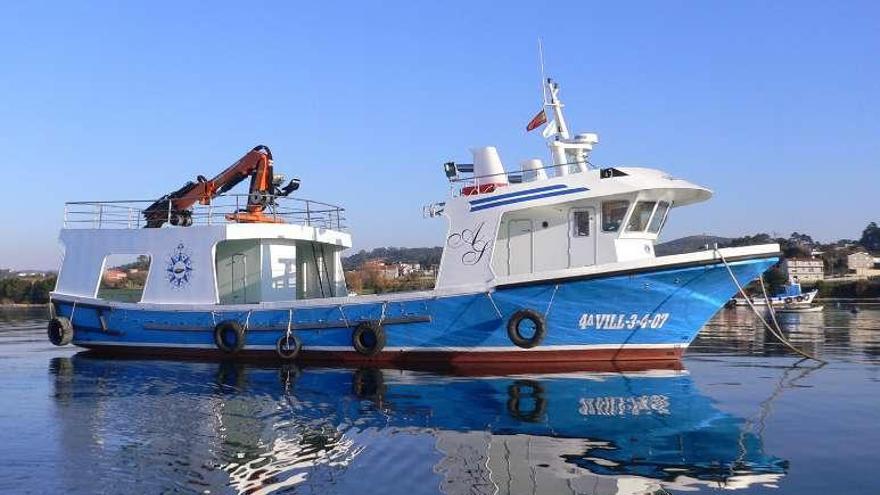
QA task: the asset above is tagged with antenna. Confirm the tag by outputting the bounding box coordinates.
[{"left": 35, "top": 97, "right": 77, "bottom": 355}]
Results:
[{"left": 538, "top": 38, "right": 548, "bottom": 105}]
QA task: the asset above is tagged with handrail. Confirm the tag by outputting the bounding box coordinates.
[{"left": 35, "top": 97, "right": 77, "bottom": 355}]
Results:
[
  {"left": 447, "top": 159, "right": 597, "bottom": 197},
  {"left": 63, "top": 194, "right": 347, "bottom": 231},
  {"left": 447, "top": 158, "right": 596, "bottom": 184}
]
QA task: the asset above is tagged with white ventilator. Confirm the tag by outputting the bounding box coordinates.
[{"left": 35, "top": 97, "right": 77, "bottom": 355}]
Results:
[
  {"left": 471, "top": 147, "right": 509, "bottom": 185},
  {"left": 520, "top": 159, "right": 548, "bottom": 182}
]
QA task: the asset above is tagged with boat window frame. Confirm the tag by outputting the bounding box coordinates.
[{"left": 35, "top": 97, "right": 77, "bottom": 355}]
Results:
[
  {"left": 601, "top": 200, "right": 630, "bottom": 233},
  {"left": 647, "top": 200, "right": 671, "bottom": 234},
  {"left": 96, "top": 253, "right": 153, "bottom": 303},
  {"left": 572, "top": 209, "right": 591, "bottom": 237},
  {"left": 625, "top": 201, "right": 658, "bottom": 233}
]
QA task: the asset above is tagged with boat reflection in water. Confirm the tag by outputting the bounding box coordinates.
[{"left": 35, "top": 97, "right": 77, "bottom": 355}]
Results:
[{"left": 50, "top": 355, "right": 787, "bottom": 494}]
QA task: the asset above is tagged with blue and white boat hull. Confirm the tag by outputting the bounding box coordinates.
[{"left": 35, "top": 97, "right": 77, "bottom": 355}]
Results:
[{"left": 51, "top": 252, "right": 778, "bottom": 364}]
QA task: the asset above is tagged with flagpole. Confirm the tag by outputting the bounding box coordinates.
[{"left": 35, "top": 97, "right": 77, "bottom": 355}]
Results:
[{"left": 538, "top": 38, "right": 548, "bottom": 105}]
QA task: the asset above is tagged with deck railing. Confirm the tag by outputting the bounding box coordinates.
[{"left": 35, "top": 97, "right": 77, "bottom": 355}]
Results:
[
  {"left": 63, "top": 194, "right": 347, "bottom": 231},
  {"left": 447, "top": 159, "right": 595, "bottom": 197}
]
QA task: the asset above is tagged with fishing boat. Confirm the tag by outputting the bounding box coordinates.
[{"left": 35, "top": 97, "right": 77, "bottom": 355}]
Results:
[
  {"left": 732, "top": 280, "right": 818, "bottom": 307},
  {"left": 47, "top": 78, "right": 780, "bottom": 364}
]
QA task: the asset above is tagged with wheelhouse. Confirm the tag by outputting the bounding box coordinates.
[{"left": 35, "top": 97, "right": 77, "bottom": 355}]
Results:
[{"left": 54, "top": 195, "right": 350, "bottom": 306}]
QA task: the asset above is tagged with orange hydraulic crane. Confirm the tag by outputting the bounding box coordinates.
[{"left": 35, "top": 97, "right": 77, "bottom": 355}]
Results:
[{"left": 143, "top": 145, "right": 299, "bottom": 228}]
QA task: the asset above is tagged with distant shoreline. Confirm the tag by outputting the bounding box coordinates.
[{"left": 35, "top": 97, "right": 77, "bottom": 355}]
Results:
[{"left": 0, "top": 303, "right": 48, "bottom": 308}]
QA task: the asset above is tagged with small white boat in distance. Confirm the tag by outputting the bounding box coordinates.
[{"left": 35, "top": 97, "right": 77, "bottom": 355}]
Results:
[
  {"left": 775, "top": 305, "right": 824, "bottom": 314},
  {"left": 734, "top": 281, "right": 818, "bottom": 307}
]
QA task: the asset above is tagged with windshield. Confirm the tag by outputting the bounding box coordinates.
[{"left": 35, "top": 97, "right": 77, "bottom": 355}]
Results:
[
  {"left": 648, "top": 201, "right": 670, "bottom": 234},
  {"left": 602, "top": 200, "right": 629, "bottom": 232},
  {"left": 625, "top": 201, "right": 656, "bottom": 232}
]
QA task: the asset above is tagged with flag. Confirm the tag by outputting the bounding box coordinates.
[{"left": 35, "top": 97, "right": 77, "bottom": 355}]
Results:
[
  {"left": 526, "top": 109, "right": 547, "bottom": 132},
  {"left": 542, "top": 119, "right": 558, "bottom": 138}
]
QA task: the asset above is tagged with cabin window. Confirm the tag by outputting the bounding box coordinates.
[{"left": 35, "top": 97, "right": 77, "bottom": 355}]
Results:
[
  {"left": 647, "top": 201, "right": 670, "bottom": 234},
  {"left": 97, "top": 254, "right": 151, "bottom": 302},
  {"left": 626, "top": 201, "right": 657, "bottom": 232},
  {"left": 573, "top": 210, "right": 591, "bottom": 237},
  {"left": 601, "top": 201, "right": 629, "bottom": 232}
]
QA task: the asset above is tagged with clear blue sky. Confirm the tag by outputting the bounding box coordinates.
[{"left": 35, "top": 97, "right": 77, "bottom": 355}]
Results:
[{"left": 1, "top": 1, "right": 877, "bottom": 269}]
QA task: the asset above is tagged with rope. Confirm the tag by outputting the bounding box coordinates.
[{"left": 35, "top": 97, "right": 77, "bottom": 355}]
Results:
[
  {"left": 715, "top": 249, "right": 824, "bottom": 363},
  {"left": 286, "top": 309, "right": 293, "bottom": 338},
  {"left": 544, "top": 284, "right": 560, "bottom": 317},
  {"left": 759, "top": 276, "right": 784, "bottom": 337},
  {"left": 244, "top": 310, "right": 252, "bottom": 331},
  {"left": 486, "top": 292, "right": 503, "bottom": 319},
  {"left": 337, "top": 305, "right": 349, "bottom": 328},
  {"left": 733, "top": 359, "right": 825, "bottom": 473},
  {"left": 284, "top": 308, "right": 294, "bottom": 348},
  {"left": 69, "top": 301, "right": 77, "bottom": 324}
]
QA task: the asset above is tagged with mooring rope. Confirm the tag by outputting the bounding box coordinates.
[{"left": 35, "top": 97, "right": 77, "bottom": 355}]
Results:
[
  {"left": 337, "top": 305, "right": 349, "bottom": 328},
  {"left": 545, "top": 284, "right": 560, "bottom": 317},
  {"left": 284, "top": 308, "right": 294, "bottom": 348},
  {"left": 715, "top": 249, "right": 824, "bottom": 363},
  {"left": 485, "top": 291, "right": 503, "bottom": 319}
]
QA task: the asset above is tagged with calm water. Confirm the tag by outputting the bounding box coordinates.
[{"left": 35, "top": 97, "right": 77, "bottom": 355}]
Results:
[{"left": 0, "top": 305, "right": 878, "bottom": 494}]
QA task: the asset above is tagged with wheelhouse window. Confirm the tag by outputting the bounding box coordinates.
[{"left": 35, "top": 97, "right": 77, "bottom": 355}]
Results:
[
  {"left": 647, "top": 201, "right": 670, "bottom": 234},
  {"left": 602, "top": 201, "right": 629, "bottom": 232},
  {"left": 626, "top": 201, "right": 657, "bottom": 232},
  {"left": 97, "top": 254, "right": 151, "bottom": 302},
  {"left": 573, "top": 210, "right": 591, "bottom": 237}
]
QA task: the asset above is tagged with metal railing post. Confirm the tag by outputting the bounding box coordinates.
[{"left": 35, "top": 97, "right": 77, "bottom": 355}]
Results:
[
  {"left": 63, "top": 204, "right": 68, "bottom": 229},
  {"left": 97, "top": 204, "right": 103, "bottom": 229},
  {"left": 305, "top": 201, "right": 311, "bottom": 226},
  {"left": 166, "top": 198, "right": 172, "bottom": 226}
]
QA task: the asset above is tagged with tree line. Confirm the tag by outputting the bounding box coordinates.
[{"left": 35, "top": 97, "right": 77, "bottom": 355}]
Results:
[{"left": 0, "top": 276, "right": 57, "bottom": 305}]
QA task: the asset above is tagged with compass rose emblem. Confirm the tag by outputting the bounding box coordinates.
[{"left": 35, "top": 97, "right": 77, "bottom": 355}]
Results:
[{"left": 166, "top": 243, "right": 193, "bottom": 289}]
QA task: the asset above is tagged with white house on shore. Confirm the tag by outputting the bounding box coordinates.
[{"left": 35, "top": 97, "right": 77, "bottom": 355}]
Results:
[
  {"left": 782, "top": 257, "right": 825, "bottom": 283},
  {"left": 847, "top": 251, "right": 880, "bottom": 278}
]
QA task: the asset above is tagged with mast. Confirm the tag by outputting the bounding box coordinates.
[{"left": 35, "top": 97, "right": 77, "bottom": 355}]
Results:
[
  {"left": 545, "top": 79, "right": 570, "bottom": 139},
  {"left": 542, "top": 78, "right": 598, "bottom": 175}
]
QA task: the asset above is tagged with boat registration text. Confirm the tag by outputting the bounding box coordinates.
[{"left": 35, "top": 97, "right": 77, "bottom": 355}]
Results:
[{"left": 578, "top": 312, "right": 670, "bottom": 330}]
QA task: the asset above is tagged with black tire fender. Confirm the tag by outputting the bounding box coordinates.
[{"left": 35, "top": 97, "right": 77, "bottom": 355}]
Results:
[
  {"left": 506, "top": 309, "right": 546, "bottom": 349},
  {"left": 796, "top": 295, "right": 804, "bottom": 302},
  {"left": 352, "top": 322, "right": 386, "bottom": 357},
  {"left": 48, "top": 316, "right": 74, "bottom": 346},
  {"left": 784, "top": 297, "right": 793, "bottom": 304},
  {"left": 275, "top": 334, "right": 302, "bottom": 360},
  {"left": 214, "top": 320, "right": 246, "bottom": 354}
]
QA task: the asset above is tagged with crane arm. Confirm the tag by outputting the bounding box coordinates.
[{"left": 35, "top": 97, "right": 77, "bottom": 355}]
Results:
[{"left": 143, "top": 145, "right": 298, "bottom": 228}]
